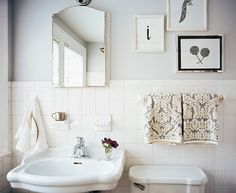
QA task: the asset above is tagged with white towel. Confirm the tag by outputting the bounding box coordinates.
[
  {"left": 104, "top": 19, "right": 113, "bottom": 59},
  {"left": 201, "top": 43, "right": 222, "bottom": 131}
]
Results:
[
  {"left": 182, "top": 93, "right": 221, "bottom": 145},
  {"left": 143, "top": 93, "right": 183, "bottom": 144},
  {"left": 15, "top": 97, "right": 48, "bottom": 157}
]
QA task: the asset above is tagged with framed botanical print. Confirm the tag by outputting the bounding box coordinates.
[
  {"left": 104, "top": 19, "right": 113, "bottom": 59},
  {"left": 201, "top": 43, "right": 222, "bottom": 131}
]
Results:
[
  {"left": 134, "top": 15, "right": 164, "bottom": 52},
  {"left": 177, "top": 35, "right": 223, "bottom": 72},
  {"left": 167, "top": 0, "right": 207, "bottom": 31}
]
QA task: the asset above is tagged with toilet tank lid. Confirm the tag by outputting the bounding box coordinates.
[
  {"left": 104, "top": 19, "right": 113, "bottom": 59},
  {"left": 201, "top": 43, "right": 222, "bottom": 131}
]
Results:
[{"left": 129, "top": 166, "right": 207, "bottom": 185}]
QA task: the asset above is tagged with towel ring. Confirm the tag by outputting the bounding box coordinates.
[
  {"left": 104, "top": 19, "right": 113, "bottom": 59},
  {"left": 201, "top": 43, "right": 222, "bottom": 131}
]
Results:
[{"left": 32, "top": 115, "right": 39, "bottom": 144}]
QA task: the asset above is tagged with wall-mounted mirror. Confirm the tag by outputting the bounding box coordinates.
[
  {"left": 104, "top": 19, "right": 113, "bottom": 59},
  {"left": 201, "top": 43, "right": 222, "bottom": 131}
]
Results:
[{"left": 52, "top": 6, "right": 110, "bottom": 87}]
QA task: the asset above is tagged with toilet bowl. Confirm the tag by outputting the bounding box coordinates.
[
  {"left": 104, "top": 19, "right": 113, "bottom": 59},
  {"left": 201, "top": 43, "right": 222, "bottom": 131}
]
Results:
[{"left": 129, "top": 165, "right": 207, "bottom": 193}]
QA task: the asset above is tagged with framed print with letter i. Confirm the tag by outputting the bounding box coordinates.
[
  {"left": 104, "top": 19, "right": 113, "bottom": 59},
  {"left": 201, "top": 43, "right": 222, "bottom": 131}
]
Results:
[{"left": 134, "top": 15, "right": 164, "bottom": 52}]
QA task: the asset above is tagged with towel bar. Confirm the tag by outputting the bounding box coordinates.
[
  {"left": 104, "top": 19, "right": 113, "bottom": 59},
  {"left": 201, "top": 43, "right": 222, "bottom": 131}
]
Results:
[
  {"left": 137, "top": 94, "right": 232, "bottom": 103},
  {"left": 219, "top": 95, "right": 224, "bottom": 102}
]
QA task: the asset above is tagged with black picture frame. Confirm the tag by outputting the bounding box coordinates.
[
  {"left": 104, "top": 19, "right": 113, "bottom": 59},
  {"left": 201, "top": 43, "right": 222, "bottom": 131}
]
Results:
[{"left": 177, "top": 35, "right": 223, "bottom": 72}]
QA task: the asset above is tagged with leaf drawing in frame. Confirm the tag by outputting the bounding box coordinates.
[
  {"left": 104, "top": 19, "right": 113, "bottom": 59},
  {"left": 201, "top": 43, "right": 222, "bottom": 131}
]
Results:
[{"left": 179, "top": 0, "right": 193, "bottom": 23}]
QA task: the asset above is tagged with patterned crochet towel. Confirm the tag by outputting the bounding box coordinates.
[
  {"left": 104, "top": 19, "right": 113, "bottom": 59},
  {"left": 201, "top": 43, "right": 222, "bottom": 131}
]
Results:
[
  {"left": 182, "top": 93, "right": 221, "bottom": 145},
  {"left": 143, "top": 93, "right": 182, "bottom": 144}
]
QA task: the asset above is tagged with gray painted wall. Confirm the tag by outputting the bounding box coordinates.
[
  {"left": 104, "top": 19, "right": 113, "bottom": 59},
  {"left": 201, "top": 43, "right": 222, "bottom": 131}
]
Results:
[
  {"left": 0, "top": 0, "right": 9, "bottom": 151},
  {"left": 11, "top": 0, "right": 236, "bottom": 80}
]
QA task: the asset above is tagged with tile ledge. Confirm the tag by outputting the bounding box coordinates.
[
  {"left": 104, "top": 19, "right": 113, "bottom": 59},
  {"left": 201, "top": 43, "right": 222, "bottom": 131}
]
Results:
[{"left": 0, "top": 151, "right": 11, "bottom": 158}]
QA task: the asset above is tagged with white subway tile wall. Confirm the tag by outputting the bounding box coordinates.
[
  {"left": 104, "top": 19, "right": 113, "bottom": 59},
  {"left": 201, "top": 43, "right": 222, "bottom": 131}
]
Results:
[
  {"left": 10, "top": 80, "right": 236, "bottom": 193},
  {"left": 0, "top": 83, "right": 12, "bottom": 193},
  {"left": 0, "top": 154, "right": 12, "bottom": 193}
]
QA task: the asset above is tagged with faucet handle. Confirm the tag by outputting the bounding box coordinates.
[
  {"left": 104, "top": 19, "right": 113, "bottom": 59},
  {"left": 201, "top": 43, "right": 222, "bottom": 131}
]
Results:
[{"left": 76, "top": 136, "right": 85, "bottom": 145}]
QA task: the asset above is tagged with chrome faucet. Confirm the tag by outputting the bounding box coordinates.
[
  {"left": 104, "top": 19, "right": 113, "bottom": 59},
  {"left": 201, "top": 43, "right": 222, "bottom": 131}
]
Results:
[{"left": 72, "top": 137, "right": 86, "bottom": 158}]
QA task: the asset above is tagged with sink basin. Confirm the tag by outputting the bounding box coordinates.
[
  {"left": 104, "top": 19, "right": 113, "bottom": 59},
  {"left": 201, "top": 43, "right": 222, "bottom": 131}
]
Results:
[
  {"left": 7, "top": 147, "right": 126, "bottom": 193},
  {"left": 25, "top": 158, "right": 114, "bottom": 176}
]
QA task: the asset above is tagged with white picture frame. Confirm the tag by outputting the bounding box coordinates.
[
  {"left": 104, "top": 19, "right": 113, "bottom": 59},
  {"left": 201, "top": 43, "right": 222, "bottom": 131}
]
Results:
[
  {"left": 167, "top": 0, "right": 207, "bottom": 31},
  {"left": 177, "top": 35, "right": 223, "bottom": 72},
  {"left": 134, "top": 15, "right": 164, "bottom": 52}
]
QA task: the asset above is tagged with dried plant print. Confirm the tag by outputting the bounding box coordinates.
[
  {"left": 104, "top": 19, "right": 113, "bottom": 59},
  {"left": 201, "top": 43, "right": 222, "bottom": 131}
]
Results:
[{"left": 190, "top": 46, "right": 210, "bottom": 64}]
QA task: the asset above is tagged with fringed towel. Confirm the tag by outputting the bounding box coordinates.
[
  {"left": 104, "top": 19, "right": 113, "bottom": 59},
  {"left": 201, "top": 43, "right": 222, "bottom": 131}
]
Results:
[
  {"left": 15, "top": 97, "right": 48, "bottom": 157},
  {"left": 182, "top": 93, "right": 221, "bottom": 145},
  {"left": 143, "top": 93, "right": 182, "bottom": 144}
]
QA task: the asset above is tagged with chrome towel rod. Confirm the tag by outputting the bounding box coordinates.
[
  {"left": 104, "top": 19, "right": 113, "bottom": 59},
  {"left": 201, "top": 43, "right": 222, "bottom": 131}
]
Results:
[{"left": 137, "top": 94, "right": 231, "bottom": 103}]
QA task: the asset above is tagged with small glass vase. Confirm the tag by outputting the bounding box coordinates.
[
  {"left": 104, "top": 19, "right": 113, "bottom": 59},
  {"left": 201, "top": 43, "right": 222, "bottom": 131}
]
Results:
[{"left": 104, "top": 147, "right": 112, "bottom": 160}]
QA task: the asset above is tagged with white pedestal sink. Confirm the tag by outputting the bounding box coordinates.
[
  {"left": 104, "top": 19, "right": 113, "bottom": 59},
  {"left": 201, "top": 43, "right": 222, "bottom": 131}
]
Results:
[{"left": 7, "top": 147, "right": 126, "bottom": 193}]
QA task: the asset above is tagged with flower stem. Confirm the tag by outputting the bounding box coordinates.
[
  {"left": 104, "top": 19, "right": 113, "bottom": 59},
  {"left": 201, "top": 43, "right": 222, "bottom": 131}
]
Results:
[{"left": 195, "top": 54, "right": 203, "bottom": 64}]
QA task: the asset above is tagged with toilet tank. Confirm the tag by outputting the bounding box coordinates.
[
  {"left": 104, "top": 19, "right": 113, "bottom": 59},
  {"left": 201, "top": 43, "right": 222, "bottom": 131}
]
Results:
[{"left": 129, "top": 166, "right": 207, "bottom": 193}]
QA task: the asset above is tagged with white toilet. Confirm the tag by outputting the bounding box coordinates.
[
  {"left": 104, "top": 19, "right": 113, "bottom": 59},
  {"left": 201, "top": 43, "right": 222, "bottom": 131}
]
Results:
[{"left": 129, "top": 166, "right": 207, "bottom": 193}]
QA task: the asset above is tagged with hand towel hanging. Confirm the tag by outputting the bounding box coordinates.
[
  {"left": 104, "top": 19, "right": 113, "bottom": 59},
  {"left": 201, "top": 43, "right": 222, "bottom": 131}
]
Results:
[
  {"left": 143, "top": 93, "right": 183, "bottom": 144},
  {"left": 15, "top": 97, "right": 48, "bottom": 157},
  {"left": 182, "top": 93, "right": 221, "bottom": 145}
]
